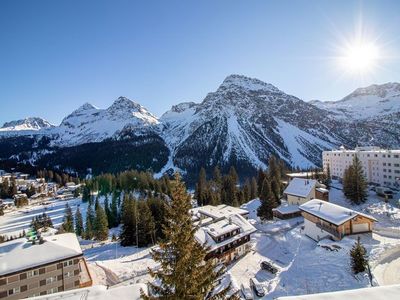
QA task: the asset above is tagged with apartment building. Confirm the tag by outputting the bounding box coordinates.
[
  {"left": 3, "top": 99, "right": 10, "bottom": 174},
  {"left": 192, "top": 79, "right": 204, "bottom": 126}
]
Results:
[
  {"left": 323, "top": 146, "right": 400, "bottom": 188},
  {"left": 0, "top": 233, "right": 92, "bottom": 299},
  {"left": 191, "top": 205, "right": 256, "bottom": 265}
]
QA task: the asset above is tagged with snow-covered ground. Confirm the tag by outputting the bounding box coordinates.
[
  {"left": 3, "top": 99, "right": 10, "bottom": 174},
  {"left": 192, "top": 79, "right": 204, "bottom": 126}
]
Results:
[
  {"left": 1, "top": 181, "right": 400, "bottom": 298},
  {"left": 0, "top": 197, "right": 89, "bottom": 238}
]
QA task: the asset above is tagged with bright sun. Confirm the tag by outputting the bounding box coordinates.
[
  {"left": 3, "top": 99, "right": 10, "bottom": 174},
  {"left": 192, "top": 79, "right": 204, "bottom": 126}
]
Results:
[{"left": 339, "top": 42, "right": 380, "bottom": 73}]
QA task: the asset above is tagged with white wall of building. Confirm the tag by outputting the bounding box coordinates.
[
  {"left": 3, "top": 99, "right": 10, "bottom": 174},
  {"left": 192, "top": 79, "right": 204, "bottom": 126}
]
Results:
[{"left": 323, "top": 147, "right": 400, "bottom": 188}]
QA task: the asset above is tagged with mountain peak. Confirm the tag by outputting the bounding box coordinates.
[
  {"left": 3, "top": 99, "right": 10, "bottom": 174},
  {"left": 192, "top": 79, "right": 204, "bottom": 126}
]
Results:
[
  {"left": 219, "top": 74, "right": 280, "bottom": 93},
  {"left": 77, "top": 102, "right": 97, "bottom": 111},
  {"left": 108, "top": 96, "right": 142, "bottom": 111},
  {"left": 1, "top": 117, "right": 53, "bottom": 131},
  {"left": 342, "top": 82, "right": 400, "bottom": 101}
]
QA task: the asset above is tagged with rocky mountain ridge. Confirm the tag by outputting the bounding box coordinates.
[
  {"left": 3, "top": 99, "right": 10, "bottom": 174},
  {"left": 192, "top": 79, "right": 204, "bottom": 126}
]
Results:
[{"left": 0, "top": 75, "right": 399, "bottom": 177}]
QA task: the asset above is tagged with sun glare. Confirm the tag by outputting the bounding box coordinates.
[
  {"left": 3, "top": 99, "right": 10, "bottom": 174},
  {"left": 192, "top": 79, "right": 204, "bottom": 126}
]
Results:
[{"left": 340, "top": 42, "right": 379, "bottom": 73}]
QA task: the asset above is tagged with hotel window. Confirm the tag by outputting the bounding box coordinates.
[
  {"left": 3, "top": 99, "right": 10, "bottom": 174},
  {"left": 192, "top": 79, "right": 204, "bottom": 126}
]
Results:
[
  {"left": 383, "top": 169, "right": 387, "bottom": 172},
  {"left": 383, "top": 155, "right": 386, "bottom": 158},
  {"left": 395, "top": 164, "right": 399, "bottom": 167},
  {"left": 375, "top": 154, "right": 378, "bottom": 157},
  {"left": 383, "top": 163, "right": 386, "bottom": 166},
  {"left": 27, "top": 269, "right": 39, "bottom": 278},
  {"left": 46, "top": 276, "right": 57, "bottom": 284},
  {"left": 388, "top": 155, "right": 391, "bottom": 158},
  {"left": 395, "top": 155, "right": 399, "bottom": 158},
  {"left": 47, "top": 287, "right": 59, "bottom": 295},
  {"left": 8, "top": 287, "right": 20, "bottom": 295},
  {"left": 63, "top": 260, "right": 73, "bottom": 267}
]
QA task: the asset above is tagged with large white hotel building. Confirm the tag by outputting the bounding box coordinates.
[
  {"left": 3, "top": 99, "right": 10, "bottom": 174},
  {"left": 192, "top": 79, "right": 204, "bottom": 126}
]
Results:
[{"left": 322, "top": 146, "right": 400, "bottom": 189}]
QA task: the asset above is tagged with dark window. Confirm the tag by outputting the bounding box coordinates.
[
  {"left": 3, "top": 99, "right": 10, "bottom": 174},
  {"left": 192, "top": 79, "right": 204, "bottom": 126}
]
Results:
[
  {"left": 74, "top": 269, "right": 79, "bottom": 276},
  {"left": 57, "top": 275, "right": 63, "bottom": 281},
  {"left": 40, "top": 279, "right": 46, "bottom": 286},
  {"left": 19, "top": 273, "right": 27, "bottom": 280},
  {"left": 39, "top": 268, "right": 45, "bottom": 275},
  {"left": 0, "top": 291, "right": 7, "bottom": 298},
  {"left": 0, "top": 279, "right": 6, "bottom": 286},
  {"left": 74, "top": 280, "right": 80, "bottom": 287},
  {"left": 57, "top": 263, "right": 63, "bottom": 270},
  {"left": 40, "top": 291, "right": 47, "bottom": 296},
  {"left": 73, "top": 259, "right": 79, "bottom": 265},
  {"left": 21, "top": 285, "right": 27, "bottom": 292}
]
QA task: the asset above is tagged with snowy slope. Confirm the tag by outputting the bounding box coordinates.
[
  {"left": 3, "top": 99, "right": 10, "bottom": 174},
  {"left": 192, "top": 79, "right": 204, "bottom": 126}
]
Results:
[
  {"left": 0, "top": 117, "right": 53, "bottom": 136},
  {"left": 161, "top": 75, "right": 340, "bottom": 175},
  {"left": 310, "top": 82, "right": 400, "bottom": 120},
  {"left": 49, "top": 97, "right": 159, "bottom": 146},
  {"left": 0, "top": 76, "right": 400, "bottom": 176}
]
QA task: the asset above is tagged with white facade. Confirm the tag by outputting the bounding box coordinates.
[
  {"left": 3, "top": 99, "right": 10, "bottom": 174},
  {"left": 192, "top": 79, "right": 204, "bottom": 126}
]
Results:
[{"left": 323, "top": 146, "right": 400, "bottom": 188}]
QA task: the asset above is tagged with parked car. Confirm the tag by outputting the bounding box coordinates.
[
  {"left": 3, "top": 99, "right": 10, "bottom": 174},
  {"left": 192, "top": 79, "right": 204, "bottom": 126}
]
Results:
[
  {"left": 260, "top": 261, "right": 278, "bottom": 274},
  {"left": 250, "top": 277, "right": 265, "bottom": 297},
  {"left": 376, "top": 187, "right": 394, "bottom": 199},
  {"left": 241, "top": 284, "right": 254, "bottom": 300}
]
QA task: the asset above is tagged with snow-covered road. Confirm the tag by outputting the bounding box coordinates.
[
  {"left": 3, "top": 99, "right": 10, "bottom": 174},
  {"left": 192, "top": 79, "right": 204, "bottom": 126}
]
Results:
[{"left": 373, "top": 245, "right": 400, "bottom": 285}]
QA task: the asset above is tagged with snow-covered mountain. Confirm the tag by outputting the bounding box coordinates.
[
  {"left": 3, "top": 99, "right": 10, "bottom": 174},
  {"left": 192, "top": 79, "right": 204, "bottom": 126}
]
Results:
[
  {"left": 0, "top": 76, "right": 399, "bottom": 178},
  {"left": 160, "top": 75, "right": 345, "bottom": 176},
  {"left": 48, "top": 97, "right": 159, "bottom": 146},
  {"left": 310, "top": 82, "right": 400, "bottom": 120},
  {"left": 0, "top": 117, "right": 53, "bottom": 132}
]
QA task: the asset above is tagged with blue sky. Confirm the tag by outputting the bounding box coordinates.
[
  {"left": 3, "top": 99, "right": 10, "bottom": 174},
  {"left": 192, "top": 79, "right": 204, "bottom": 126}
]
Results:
[{"left": 0, "top": 0, "right": 399, "bottom": 125}]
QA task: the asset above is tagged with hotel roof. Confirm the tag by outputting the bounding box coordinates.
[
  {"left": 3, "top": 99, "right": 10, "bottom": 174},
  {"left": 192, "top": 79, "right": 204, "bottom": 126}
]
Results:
[{"left": 0, "top": 233, "right": 82, "bottom": 276}]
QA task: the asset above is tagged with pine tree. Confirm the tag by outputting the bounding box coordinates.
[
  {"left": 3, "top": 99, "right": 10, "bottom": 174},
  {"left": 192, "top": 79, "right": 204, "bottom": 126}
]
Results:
[
  {"left": 85, "top": 204, "right": 95, "bottom": 239},
  {"left": 94, "top": 204, "right": 109, "bottom": 241},
  {"left": 229, "top": 166, "right": 239, "bottom": 185},
  {"left": 343, "top": 155, "right": 368, "bottom": 204},
  {"left": 325, "top": 164, "right": 332, "bottom": 188},
  {"left": 257, "top": 168, "right": 267, "bottom": 195},
  {"left": 109, "top": 192, "right": 119, "bottom": 228},
  {"left": 120, "top": 196, "right": 137, "bottom": 246},
  {"left": 104, "top": 196, "right": 112, "bottom": 226},
  {"left": 350, "top": 237, "right": 368, "bottom": 274},
  {"left": 137, "top": 201, "right": 156, "bottom": 247},
  {"left": 75, "top": 206, "right": 84, "bottom": 237},
  {"left": 257, "top": 178, "right": 276, "bottom": 220},
  {"left": 212, "top": 166, "right": 222, "bottom": 186},
  {"left": 195, "top": 167, "right": 207, "bottom": 206},
  {"left": 250, "top": 177, "right": 258, "bottom": 200},
  {"left": 243, "top": 179, "right": 251, "bottom": 203},
  {"left": 144, "top": 173, "right": 229, "bottom": 299},
  {"left": 270, "top": 177, "right": 281, "bottom": 205},
  {"left": 61, "top": 203, "right": 74, "bottom": 233}
]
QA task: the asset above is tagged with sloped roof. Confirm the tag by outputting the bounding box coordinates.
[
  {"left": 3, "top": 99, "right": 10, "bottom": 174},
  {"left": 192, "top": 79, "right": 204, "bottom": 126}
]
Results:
[
  {"left": 299, "top": 199, "right": 377, "bottom": 226},
  {"left": 0, "top": 233, "right": 82, "bottom": 276},
  {"left": 284, "top": 178, "right": 317, "bottom": 198}
]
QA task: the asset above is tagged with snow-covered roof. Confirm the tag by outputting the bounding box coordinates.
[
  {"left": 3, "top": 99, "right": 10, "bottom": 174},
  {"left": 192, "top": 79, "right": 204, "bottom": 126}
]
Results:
[
  {"left": 316, "top": 187, "right": 329, "bottom": 193},
  {"left": 273, "top": 204, "right": 301, "bottom": 214},
  {"left": 284, "top": 178, "right": 317, "bottom": 198},
  {"left": 277, "top": 284, "right": 400, "bottom": 300},
  {"left": 195, "top": 214, "right": 256, "bottom": 251},
  {"left": 205, "top": 219, "right": 240, "bottom": 238},
  {"left": 0, "top": 233, "right": 82, "bottom": 276},
  {"left": 191, "top": 204, "right": 249, "bottom": 220},
  {"left": 299, "top": 199, "right": 377, "bottom": 226},
  {"left": 31, "top": 283, "right": 148, "bottom": 300}
]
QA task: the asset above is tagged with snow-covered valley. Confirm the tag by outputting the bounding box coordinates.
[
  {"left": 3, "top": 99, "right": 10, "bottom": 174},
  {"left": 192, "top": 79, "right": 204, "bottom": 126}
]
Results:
[{"left": 1, "top": 181, "right": 400, "bottom": 299}]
